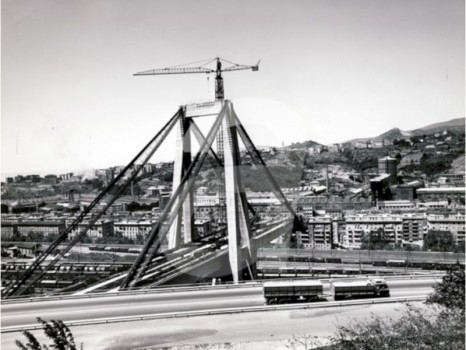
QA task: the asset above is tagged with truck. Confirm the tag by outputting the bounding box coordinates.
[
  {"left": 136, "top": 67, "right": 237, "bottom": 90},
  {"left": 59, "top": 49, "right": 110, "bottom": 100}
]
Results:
[
  {"left": 263, "top": 280, "right": 324, "bottom": 304},
  {"left": 330, "top": 278, "right": 390, "bottom": 300}
]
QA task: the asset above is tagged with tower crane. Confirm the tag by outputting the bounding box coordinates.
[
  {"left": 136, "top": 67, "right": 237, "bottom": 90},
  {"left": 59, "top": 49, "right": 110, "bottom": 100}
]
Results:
[{"left": 134, "top": 57, "right": 259, "bottom": 100}]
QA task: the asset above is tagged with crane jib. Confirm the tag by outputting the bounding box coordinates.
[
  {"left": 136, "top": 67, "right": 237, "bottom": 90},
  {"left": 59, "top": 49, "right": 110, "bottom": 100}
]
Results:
[{"left": 133, "top": 57, "right": 259, "bottom": 100}]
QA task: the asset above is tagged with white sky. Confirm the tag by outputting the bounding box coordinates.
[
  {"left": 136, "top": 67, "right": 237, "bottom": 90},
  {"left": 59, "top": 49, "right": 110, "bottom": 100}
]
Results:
[{"left": 1, "top": 0, "right": 464, "bottom": 178}]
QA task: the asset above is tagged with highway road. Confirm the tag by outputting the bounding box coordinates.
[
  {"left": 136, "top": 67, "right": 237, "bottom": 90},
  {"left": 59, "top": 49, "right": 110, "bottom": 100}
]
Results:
[
  {"left": 1, "top": 300, "right": 430, "bottom": 350},
  {"left": 1, "top": 277, "right": 438, "bottom": 330}
]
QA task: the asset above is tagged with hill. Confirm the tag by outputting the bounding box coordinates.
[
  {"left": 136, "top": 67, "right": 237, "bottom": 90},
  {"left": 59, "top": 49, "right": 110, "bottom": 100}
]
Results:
[
  {"left": 346, "top": 117, "right": 465, "bottom": 143},
  {"left": 377, "top": 127, "right": 412, "bottom": 141},
  {"left": 410, "top": 117, "right": 465, "bottom": 136},
  {"left": 287, "top": 139, "right": 322, "bottom": 149}
]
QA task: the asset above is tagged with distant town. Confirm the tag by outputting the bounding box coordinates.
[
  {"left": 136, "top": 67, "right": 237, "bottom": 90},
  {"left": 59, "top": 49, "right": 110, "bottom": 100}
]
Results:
[{"left": 2, "top": 117, "right": 465, "bottom": 259}]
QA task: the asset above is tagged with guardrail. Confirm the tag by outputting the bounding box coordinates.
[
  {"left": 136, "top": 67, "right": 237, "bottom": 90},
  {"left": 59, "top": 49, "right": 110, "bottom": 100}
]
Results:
[
  {"left": 1, "top": 295, "right": 427, "bottom": 333},
  {"left": 0, "top": 282, "right": 264, "bottom": 305},
  {"left": 1, "top": 274, "right": 443, "bottom": 305}
]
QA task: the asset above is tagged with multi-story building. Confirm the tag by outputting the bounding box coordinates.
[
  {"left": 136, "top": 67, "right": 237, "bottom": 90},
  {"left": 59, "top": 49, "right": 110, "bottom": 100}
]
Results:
[
  {"left": 417, "top": 187, "right": 465, "bottom": 204},
  {"left": 1, "top": 220, "right": 66, "bottom": 238},
  {"left": 195, "top": 195, "right": 219, "bottom": 206},
  {"left": 355, "top": 141, "right": 368, "bottom": 149},
  {"left": 43, "top": 175, "right": 58, "bottom": 185},
  {"left": 60, "top": 173, "right": 74, "bottom": 181},
  {"left": 194, "top": 205, "right": 221, "bottom": 221},
  {"left": 400, "top": 213, "right": 426, "bottom": 246},
  {"left": 295, "top": 196, "right": 372, "bottom": 212},
  {"left": 333, "top": 219, "right": 346, "bottom": 247},
  {"left": 417, "top": 201, "right": 449, "bottom": 210},
  {"left": 426, "top": 213, "right": 465, "bottom": 244},
  {"left": 66, "top": 218, "right": 115, "bottom": 239},
  {"left": 396, "top": 185, "right": 416, "bottom": 201},
  {"left": 343, "top": 214, "right": 403, "bottom": 249},
  {"left": 14, "top": 175, "right": 25, "bottom": 183},
  {"left": 299, "top": 216, "right": 333, "bottom": 250},
  {"left": 114, "top": 220, "right": 155, "bottom": 240},
  {"left": 1, "top": 222, "right": 15, "bottom": 237},
  {"left": 371, "top": 138, "right": 384, "bottom": 148},
  {"left": 378, "top": 156, "right": 397, "bottom": 185},
  {"left": 436, "top": 173, "right": 465, "bottom": 187},
  {"left": 378, "top": 200, "right": 416, "bottom": 211}
]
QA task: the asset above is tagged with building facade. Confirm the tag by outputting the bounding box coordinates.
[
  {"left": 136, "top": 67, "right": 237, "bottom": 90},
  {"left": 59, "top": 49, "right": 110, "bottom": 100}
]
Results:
[
  {"left": 343, "top": 214, "right": 403, "bottom": 249},
  {"left": 426, "top": 213, "right": 465, "bottom": 244},
  {"left": 417, "top": 188, "right": 465, "bottom": 204}
]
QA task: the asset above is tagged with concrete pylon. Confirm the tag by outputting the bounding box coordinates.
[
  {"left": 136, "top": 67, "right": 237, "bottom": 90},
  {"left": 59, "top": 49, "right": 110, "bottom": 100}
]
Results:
[
  {"left": 168, "top": 113, "right": 194, "bottom": 249},
  {"left": 119, "top": 101, "right": 295, "bottom": 290}
]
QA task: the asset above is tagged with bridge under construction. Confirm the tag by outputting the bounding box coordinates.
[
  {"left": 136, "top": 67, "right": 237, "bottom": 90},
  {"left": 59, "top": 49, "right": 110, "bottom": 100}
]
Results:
[{"left": 2, "top": 58, "right": 301, "bottom": 298}]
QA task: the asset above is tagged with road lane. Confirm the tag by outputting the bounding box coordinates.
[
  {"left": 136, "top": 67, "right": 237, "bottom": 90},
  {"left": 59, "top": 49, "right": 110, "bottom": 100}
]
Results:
[
  {"left": 2, "top": 301, "right": 429, "bottom": 350},
  {"left": 1, "top": 277, "right": 437, "bottom": 329},
  {"left": 2, "top": 288, "right": 263, "bottom": 328}
]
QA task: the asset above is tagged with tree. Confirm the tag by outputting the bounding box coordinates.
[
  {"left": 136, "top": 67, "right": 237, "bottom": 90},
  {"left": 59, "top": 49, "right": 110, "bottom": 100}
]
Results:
[
  {"left": 423, "top": 230, "right": 455, "bottom": 252},
  {"left": 426, "top": 269, "right": 465, "bottom": 313},
  {"left": 15, "top": 317, "right": 77, "bottom": 350},
  {"left": 288, "top": 151, "right": 301, "bottom": 163},
  {"left": 27, "top": 230, "right": 45, "bottom": 242},
  {"left": 360, "top": 228, "right": 391, "bottom": 250}
]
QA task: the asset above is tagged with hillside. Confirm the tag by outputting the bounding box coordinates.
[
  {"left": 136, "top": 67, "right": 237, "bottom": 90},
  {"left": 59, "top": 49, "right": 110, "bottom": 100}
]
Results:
[
  {"left": 346, "top": 117, "right": 465, "bottom": 143},
  {"left": 377, "top": 128, "right": 412, "bottom": 141},
  {"left": 450, "top": 155, "right": 465, "bottom": 173},
  {"left": 287, "top": 139, "right": 321, "bottom": 149},
  {"left": 410, "top": 117, "right": 465, "bottom": 136}
]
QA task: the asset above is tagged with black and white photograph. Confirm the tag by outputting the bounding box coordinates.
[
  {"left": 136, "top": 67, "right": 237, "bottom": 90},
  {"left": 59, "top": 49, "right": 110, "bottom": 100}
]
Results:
[{"left": 1, "top": 0, "right": 465, "bottom": 349}]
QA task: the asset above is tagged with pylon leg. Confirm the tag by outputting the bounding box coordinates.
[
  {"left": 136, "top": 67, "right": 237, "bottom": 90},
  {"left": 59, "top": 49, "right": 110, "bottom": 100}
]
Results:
[
  {"left": 222, "top": 103, "right": 253, "bottom": 283},
  {"left": 223, "top": 112, "right": 241, "bottom": 283},
  {"left": 168, "top": 117, "right": 185, "bottom": 249},
  {"left": 182, "top": 119, "right": 194, "bottom": 244},
  {"left": 168, "top": 114, "right": 194, "bottom": 248}
]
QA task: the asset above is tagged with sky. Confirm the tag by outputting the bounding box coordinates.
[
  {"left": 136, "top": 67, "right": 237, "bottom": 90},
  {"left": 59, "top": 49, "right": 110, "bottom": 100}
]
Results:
[{"left": 1, "top": 0, "right": 464, "bottom": 178}]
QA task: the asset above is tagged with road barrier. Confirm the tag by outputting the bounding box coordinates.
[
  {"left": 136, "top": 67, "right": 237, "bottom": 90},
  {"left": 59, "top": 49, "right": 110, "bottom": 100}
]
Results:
[{"left": 1, "top": 295, "right": 427, "bottom": 333}]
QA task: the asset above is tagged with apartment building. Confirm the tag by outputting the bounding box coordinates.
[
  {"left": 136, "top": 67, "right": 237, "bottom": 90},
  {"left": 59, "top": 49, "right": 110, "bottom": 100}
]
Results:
[
  {"left": 417, "top": 187, "right": 465, "bottom": 204},
  {"left": 426, "top": 213, "right": 465, "bottom": 244},
  {"left": 1, "top": 220, "right": 66, "bottom": 238},
  {"left": 343, "top": 214, "right": 403, "bottom": 249},
  {"left": 114, "top": 220, "right": 155, "bottom": 240},
  {"left": 400, "top": 213, "right": 426, "bottom": 246},
  {"left": 297, "top": 216, "right": 333, "bottom": 250}
]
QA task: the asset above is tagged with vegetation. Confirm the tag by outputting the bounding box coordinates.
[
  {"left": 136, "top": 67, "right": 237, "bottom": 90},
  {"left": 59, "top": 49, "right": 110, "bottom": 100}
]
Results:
[
  {"left": 330, "top": 269, "right": 465, "bottom": 349},
  {"left": 423, "top": 230, "right": 459, "bottom": 252},
  {"left": 16, "top": 317, "right": 78, "bottom": 350},
  {"left": 285, "top": 333, "right": 323, "bottom": 350},
  {"left": 360, "top": 228, "right": 392, "bottom": 251},
  {"left": 426, "top": 269, "right": 465, "bottom": 312},
  {"left": 330, "top": 305, "right": 464, "bottom": 350},
  {"left": 242, "top": 165, "right": 302, "bottom": 191},
  {"left": 402, "top": 151, "right": 465, "bottom": 177}
]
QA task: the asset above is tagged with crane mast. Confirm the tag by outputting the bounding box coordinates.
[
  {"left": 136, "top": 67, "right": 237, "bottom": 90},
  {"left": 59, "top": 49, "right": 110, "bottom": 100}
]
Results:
[
  {"left": 215, "top": 58, "right": 224, "bottom": 100},
  {"left": 133, "top": 57, "right": 259, "bottom": 101}
]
